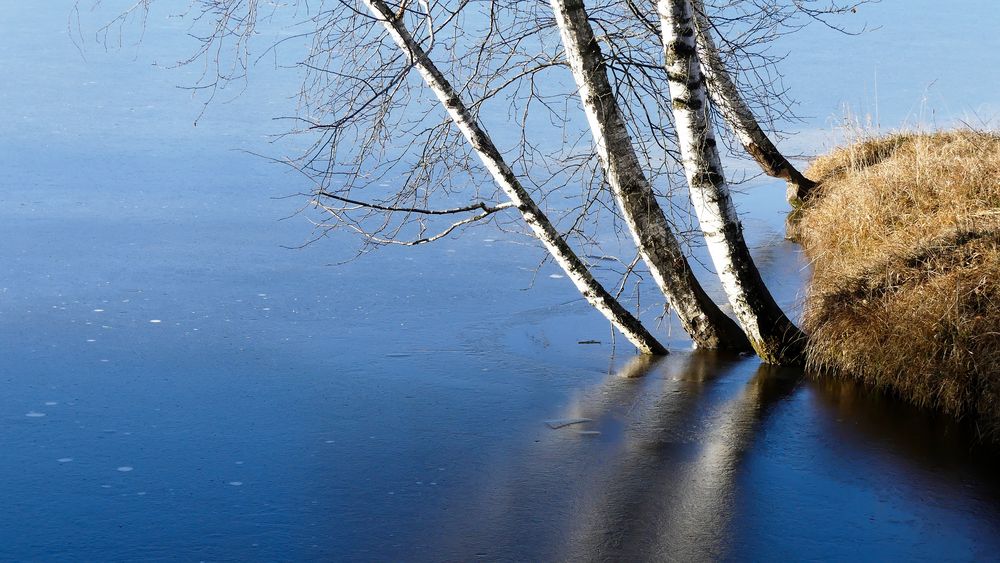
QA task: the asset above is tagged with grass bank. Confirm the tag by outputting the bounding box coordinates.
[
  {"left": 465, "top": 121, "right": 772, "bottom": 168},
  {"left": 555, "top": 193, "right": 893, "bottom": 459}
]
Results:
[{"left": 794, "top": 130, "right": 1000, "bottom": 439}]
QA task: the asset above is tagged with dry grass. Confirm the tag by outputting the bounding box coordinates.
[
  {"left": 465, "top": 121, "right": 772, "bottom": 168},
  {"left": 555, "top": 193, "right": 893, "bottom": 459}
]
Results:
[{"left": 796, "top": 130, "right": 1000, "bottom": 438}]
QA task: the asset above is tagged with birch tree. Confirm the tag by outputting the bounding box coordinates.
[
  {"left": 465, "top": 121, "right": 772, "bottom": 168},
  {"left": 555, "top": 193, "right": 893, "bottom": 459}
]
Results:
[
  {"left": 354, "top": 0, "right": 667, "bottom": 355},
  {"left": 87, "top": 0, "right": 867, "bottom": 358},
  {"left": 548, "top": 0, "right": 751, "bottom": 352},
  {"left": 689, "top": 0, "right": 817, "bottom": 206},
  {"left": 659, "top": 0, "right": 805, "bottom": 364}
]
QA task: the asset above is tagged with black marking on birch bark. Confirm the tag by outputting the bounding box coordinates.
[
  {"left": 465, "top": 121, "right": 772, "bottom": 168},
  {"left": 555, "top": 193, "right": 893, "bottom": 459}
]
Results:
[
  {"left": 585, "top": 37, "right": 605, "bottom": 68},
  {"left": 672, "top": 97, "right": 702, "bottom": 111},
  {"left": 667, "top": 71, "right": 689, "bottom": 83},
  {"left": 666, "top": 41, "right": 696, "bottom": 59},
  {"left": 692, "top": 170, "right": 725, "bottom": 187}
]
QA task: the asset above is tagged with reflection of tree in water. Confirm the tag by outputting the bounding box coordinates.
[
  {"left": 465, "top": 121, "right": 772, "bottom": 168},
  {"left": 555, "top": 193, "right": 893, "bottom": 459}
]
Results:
[
  {"left": 423, "top": 354, "right": 801, "bottom": 560},
  {"left": 430, "top": 354, "right": 677, "bottom": 558},
  {"left": 561, "top": 358, "right": 800, "bottom": 561},
  {"left": 651, "top": 364, "right": 801, "bottom": 560},
  {"left": 806, "top": 376, "right": 1000, "bottom": 494}
]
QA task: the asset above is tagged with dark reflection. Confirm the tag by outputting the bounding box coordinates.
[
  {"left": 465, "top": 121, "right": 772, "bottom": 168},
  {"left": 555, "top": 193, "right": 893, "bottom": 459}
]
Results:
[
  {"left": 806, "top": 375, "right": 1000, "bottom": 493},
  {"left": 563, "top": 360, "right": 801, "bottom": 561},
  {"left": 432, "top": 352, "right": 676, "bottom": 555},
  {"left": 423, "top": 353, "right": 1000, "bottom": 561},
  {"left": 427, "top": 352, "right": 800, "bottom": 560}
]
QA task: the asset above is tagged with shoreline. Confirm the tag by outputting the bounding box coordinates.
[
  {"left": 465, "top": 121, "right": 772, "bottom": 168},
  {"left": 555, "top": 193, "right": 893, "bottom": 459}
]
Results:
[{"left": 794, "top": 130, "right": 1000, "bottom": 439}]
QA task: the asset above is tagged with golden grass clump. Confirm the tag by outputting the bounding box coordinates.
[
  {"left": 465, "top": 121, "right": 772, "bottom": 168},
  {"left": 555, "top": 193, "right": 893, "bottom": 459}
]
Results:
[{"left": 797, "top": 130, "right": 1000, "bottom": 438}]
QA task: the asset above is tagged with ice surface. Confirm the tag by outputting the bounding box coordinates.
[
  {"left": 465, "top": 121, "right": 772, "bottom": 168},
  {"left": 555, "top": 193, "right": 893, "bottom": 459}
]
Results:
[{"left": 1, "top": 2, "right": 998, "bottom": 560}]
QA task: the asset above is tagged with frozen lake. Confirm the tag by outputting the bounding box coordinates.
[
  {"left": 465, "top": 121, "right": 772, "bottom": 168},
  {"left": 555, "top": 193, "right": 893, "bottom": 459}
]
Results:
[{"left": 2, "top": 1, "right": 1000, "bottom": 560}]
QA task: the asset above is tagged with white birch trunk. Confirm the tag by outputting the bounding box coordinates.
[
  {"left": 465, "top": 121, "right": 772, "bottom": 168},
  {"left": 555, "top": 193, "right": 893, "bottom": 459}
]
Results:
[
  {"left": 689, "top": 0, "right": 816, "bottom": 206},
  {"left": 548, "top": 0, "right": 750, "bottom": 353},
  {"left": 362, "top": 0, "right": 667, "bottom": 355},
  {"left": 658, "top": 0, "right": 805, "bottom": 364}
]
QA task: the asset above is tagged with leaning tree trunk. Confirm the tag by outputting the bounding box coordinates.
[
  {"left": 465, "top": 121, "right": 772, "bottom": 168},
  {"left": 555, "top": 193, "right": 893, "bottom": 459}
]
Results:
[
  {"left": 548, "top": 0, "right": 751, "bottom": 352},
  {"left": 362, "top": 0, "right": 667, "bottom": 355},
  {"left": 688, "top": 0, "right": 816, "bottom": 207},
  {"left": 658, "top": 0, "right": 805, "bottom": 364}
]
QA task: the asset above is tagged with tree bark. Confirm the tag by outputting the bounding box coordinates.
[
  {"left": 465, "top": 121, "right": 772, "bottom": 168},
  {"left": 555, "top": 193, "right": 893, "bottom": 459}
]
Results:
[
  {"left": 548, "top": 0, "right": 751, "bottom": 352},
  {"left": 688, "top": 0, "right": 816, "bottom": 207},
  {"left": 658, "top": 0, "right": 805, "bottom": 364},
  {"left": 362, "top": 0, "right": 668, "bottom": 355}
]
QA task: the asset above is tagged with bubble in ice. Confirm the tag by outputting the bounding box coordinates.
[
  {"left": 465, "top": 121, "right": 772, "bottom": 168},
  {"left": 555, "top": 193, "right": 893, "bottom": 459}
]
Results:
[
  {"left": 93, "top": 309, "right": 104, "bottom": 312},
  {"left": 45, "top": 401, "right": 58, "bottom": 406},
  {"left": 228, "top": 481, "right": 243, "bottom": 486},
  {"left": 25, "top": 411, "right": 46, "bottom": 417},
  {"left": 86, "top": 339, "right": 96, "bottom": 343},
  {"left": 57, "top": 458, "right": 73, "bottom": 463},
  {"left": 549, "top": 274, "right": 565, "bottom": 279},
  {"left": 149, "top": 319, "right": 161, "bottom": 324},
  {"left": 117, "top": 466, "right": 134, "bottom": 472}
]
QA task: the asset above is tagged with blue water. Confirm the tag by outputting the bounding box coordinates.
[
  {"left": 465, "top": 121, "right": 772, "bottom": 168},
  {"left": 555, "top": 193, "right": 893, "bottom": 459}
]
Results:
[{"left": 3, "top": 2, "right": 1000, "bottom": 561}]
